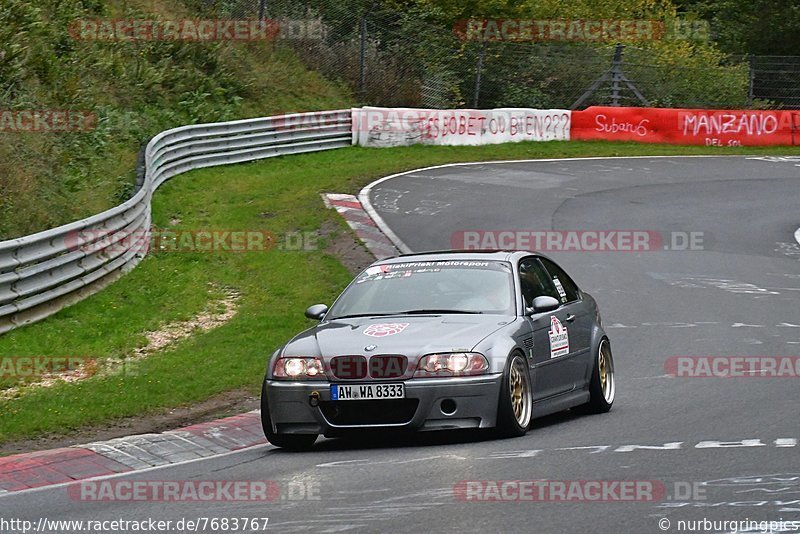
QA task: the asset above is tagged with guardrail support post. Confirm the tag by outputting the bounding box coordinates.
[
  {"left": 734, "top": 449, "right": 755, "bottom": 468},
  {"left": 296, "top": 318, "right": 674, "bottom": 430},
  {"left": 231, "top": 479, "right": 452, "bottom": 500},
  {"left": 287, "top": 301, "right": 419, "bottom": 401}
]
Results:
[
  {"left": 359, "top": 15, "right": 368, "bottom": 100},
  {"left": 473, "top": 40, "right": 487, "bottom": 108},
  {"left": 571, "top": 44, "right": 649, "bottom": 109}
]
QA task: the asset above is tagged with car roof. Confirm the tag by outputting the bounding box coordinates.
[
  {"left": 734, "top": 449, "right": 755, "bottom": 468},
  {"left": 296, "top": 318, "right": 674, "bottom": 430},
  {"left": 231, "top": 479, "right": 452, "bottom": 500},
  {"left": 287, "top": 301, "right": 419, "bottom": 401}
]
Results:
[{"left": 374, "top": 249, "right": 553, "bottom": 265}]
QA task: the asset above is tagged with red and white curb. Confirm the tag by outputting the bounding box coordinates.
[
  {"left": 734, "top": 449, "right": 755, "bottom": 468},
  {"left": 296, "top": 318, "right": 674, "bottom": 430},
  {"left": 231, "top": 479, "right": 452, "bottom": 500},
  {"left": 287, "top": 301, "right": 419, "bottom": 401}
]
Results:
[
  {"left": 0, "top": 195, "right": 400, "bottom": 496},
  {"left": 323, "top": 193, "right": 400, "bottom": 259},
  {"left": 0, "top": 411, "right": 265, "bottom": 494}
]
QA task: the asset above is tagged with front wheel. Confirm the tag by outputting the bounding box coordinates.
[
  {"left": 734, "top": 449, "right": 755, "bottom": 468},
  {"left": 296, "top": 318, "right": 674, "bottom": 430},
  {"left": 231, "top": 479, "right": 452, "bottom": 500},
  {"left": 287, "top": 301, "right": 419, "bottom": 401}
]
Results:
[
  {"left": 496, "top": 353, "right": 533, "bottom": 437},
  {"left": 576, "top": 338, "right": 615, "bottom": 414},
  {"left": 261, "top": 379, "right": 318, "bottom": 450}
]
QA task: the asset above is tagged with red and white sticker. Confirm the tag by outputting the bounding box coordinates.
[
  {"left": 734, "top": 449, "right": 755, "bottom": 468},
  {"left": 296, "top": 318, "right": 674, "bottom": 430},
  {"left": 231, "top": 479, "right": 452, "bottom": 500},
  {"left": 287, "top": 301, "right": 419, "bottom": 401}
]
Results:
[
  {"left": 363, "top": 323, "right": 409, "bottom": 337},
  {"left": 549, "top": 316, "right": 569, "bottom": 358},
  {"left": 365, "top": 265, "right": 391, "bottom": 276}
]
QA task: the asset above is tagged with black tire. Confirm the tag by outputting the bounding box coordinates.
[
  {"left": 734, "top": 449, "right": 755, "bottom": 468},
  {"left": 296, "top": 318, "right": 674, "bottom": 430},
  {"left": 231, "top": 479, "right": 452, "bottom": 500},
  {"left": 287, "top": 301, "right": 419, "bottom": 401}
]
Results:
[
  {"left": 260, "top": 379, "right": 318, "bottom": 450},
  {"left": 496, "top": 353, "right": 533, "bottom": 438},
  {"left": 575, "top": 338, "right": 615, "bottom": 414}
]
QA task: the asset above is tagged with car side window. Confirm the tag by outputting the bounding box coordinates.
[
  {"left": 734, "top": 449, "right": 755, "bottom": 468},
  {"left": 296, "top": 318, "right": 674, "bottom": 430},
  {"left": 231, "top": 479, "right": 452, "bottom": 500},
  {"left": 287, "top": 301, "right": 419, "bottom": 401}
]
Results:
[
  {"left": 539, "top": 258, "right": 580, "bottom": 304},
  {"left": 518, "top": 258, "right": 560, "bottom": 307}
]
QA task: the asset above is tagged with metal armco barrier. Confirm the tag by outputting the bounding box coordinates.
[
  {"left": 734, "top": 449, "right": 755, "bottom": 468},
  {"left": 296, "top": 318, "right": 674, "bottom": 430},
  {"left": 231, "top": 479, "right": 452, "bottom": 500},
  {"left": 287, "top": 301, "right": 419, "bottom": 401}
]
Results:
[
  {"left": 0, "top": 110, "right": 352, "bottom": 335},
  {"left": 3, "top": 105, "right": 794, "bottom": 335}
]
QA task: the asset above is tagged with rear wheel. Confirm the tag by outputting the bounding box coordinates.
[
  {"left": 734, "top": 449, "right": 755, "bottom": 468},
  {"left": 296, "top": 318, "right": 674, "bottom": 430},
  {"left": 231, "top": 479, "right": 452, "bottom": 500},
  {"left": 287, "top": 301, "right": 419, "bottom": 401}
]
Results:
[
  {"left": 260, "top": 379, "right": 318, "bottom": 450},
  {"left": 496, "top": 353, "right": 533, "bottom": 437},
  {"left": 576, "top": 338, "right": 615, "bottom": 414}
]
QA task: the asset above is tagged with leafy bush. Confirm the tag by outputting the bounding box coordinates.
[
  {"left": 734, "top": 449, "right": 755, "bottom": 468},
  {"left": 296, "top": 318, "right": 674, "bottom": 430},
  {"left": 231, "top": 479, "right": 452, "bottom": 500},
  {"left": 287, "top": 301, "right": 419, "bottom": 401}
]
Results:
[{"left": 0, "top": 0, "right": 351, "bottom": 238}]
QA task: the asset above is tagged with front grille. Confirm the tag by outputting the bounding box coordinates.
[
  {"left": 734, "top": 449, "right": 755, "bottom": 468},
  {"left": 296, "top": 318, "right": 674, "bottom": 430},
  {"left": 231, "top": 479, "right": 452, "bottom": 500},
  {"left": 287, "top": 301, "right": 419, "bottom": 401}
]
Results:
[
  {"left": 319, "top": 399, "right": 419, "bottom": 425},
  {"left": 330, "top": 355, "right": 408, "bottom": 379},
  {"left": 369, "top": 355, "right": 407, "bottom": 378},
  {"left": 330, "top": 356, "right": 367, "bottom": 379}
]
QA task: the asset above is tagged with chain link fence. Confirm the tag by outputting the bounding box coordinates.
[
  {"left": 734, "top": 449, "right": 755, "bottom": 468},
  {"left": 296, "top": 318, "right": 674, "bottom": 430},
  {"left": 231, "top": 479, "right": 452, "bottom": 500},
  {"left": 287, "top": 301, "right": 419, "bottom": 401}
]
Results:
[
  {"left": 741, "top": 56, "right": 800, "bottom": 109},
  {"left": 191, "top": 0, "right": 799, "bottom": 110}
]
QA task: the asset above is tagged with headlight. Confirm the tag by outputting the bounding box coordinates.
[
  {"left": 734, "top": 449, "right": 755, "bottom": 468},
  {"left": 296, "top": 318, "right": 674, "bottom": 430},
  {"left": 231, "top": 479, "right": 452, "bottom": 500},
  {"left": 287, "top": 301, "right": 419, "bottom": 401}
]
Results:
[
  {"left": 273, "top": 357, "right": 326, "bottom": 380},
  {"left": 414, "top": 352, "right": 489, "bottom": 377}
]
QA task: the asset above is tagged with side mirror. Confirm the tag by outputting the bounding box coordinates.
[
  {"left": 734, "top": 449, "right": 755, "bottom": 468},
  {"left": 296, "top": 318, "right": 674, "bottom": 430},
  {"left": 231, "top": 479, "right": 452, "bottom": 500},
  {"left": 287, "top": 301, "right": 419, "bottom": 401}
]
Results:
[
  {"left": 528, "top": 296, "right": 560, "bottom": 315},
  {"left": 304, "top": 304, "right": 328, "bottom": 320}
]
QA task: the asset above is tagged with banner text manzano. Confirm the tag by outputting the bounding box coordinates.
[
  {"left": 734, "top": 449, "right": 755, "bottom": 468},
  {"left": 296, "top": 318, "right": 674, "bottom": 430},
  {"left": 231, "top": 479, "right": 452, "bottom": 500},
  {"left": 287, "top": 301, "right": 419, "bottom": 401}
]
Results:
[{"left": 572, "top": 106, "right": 799, "bottom": 146}]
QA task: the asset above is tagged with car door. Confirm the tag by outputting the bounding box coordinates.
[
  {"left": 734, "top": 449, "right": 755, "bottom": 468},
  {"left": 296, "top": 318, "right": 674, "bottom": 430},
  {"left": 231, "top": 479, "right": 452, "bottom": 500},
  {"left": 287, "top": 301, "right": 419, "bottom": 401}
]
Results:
[
  {"left": 518, "top": 257, "right": 575, "bottom": 400},
  {"left": 538, "top": 257, "right": 593, "bottom": 389}
]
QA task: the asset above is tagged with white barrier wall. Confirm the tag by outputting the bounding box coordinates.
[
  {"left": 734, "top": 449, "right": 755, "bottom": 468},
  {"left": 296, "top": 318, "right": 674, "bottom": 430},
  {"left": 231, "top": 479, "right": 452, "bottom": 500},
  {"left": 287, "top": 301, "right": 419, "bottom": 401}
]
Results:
[{"left": 352, "top": 107, "right": 571, "bottom": 147}]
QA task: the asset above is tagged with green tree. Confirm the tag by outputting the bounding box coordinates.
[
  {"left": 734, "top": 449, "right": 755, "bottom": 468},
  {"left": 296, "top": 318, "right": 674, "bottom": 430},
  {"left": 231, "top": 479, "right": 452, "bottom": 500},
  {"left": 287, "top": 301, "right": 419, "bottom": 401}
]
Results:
[{"left": 673, "top": 0, "right": 800, "bottom": 55}]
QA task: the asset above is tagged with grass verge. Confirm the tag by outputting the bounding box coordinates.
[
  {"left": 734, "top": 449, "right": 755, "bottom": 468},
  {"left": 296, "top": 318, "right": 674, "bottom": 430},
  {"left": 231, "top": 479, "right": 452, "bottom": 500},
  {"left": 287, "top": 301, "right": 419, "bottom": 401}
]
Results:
[{"left": 1, "top": 140, "right": 799, "bottom": 444}]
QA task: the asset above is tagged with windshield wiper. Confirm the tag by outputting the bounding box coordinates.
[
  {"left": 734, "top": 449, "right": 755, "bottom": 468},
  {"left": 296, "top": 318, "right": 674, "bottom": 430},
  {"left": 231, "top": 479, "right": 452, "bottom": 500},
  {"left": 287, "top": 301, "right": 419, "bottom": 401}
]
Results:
[
  {"left": 329, "top": 312, "right": 402, "bottom": 319},
  {"left": 331, "top": 309, "right": 483, "bottom": 319},
  {"left": 396, "top": 309, "right": 483, "bottom": 315}
]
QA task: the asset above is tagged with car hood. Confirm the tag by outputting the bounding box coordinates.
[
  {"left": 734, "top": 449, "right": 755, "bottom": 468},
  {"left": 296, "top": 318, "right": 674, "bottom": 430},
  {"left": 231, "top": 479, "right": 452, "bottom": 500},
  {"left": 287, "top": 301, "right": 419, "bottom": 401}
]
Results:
[{"left": 283, "top": 314, "right": 514, "bottom": 359}]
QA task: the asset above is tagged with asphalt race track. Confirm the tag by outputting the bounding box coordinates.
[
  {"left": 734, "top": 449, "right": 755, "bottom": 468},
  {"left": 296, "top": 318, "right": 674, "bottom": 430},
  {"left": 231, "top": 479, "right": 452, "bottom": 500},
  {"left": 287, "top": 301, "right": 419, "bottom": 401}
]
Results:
[{"left": 4, "top": 156, "right": 800, "bottom": 533}]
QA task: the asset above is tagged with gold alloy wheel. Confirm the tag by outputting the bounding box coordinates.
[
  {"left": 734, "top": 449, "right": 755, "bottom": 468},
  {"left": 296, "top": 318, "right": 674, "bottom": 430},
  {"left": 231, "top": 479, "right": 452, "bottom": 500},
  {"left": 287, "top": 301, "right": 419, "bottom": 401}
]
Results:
[
  {"left": 509, "top": 357, "right": 532, "bottom": 427},
  {"left": 598, "top": 340, "right": 615, "bottom": 404}
]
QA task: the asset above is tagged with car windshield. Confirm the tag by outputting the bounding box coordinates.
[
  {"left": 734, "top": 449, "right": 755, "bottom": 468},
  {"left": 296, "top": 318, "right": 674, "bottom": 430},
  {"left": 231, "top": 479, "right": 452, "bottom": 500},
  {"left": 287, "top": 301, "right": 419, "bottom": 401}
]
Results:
[{"left": 327, "top": 260, "right": 515, "bottom": 318}]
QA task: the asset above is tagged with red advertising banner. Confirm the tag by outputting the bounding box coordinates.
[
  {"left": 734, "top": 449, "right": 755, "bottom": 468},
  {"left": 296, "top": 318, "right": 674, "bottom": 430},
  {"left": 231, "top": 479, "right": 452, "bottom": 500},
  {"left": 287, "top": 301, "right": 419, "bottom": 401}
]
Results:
[{"left": 572, "top": 106, "right": 800, "bottom": 146}]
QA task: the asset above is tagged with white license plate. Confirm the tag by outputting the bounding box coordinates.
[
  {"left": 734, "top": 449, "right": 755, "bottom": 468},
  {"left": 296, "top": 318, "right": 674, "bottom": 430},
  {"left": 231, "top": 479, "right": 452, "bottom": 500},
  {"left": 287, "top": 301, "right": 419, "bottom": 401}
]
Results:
[{"left": 331, "top": 383, "right": 405, "bottom": 401}]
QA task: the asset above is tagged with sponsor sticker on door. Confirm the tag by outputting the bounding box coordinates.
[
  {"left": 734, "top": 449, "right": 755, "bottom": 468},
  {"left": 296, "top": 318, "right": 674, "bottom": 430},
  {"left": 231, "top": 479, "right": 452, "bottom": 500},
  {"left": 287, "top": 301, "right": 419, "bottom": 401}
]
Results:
[{"left": 549, "top": 316, "right": 569, "bottom": 358}]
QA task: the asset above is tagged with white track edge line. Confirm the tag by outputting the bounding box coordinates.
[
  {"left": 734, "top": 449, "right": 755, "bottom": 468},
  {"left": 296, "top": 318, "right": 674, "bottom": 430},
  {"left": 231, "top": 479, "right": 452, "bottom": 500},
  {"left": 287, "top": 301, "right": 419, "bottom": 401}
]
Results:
[
  {"left": 0, "top": 444, "right": 272, "bottom": 499},
  {"left": 358, "top": 155, "right": 765, "bottom": 256}
]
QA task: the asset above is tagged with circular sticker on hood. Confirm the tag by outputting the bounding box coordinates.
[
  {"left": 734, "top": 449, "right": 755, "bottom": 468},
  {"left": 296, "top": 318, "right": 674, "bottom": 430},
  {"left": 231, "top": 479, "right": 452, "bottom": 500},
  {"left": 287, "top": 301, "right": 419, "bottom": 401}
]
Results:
[{"left": 363, "top": 323, "right": 409, "bottom": 337}]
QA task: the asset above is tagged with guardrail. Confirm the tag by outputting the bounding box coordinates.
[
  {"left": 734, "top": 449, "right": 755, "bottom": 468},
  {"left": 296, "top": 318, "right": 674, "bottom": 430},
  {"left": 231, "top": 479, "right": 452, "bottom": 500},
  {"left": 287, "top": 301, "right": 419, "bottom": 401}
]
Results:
[{"left": 0, "top": 110, "right": 352, "bottom": 335}]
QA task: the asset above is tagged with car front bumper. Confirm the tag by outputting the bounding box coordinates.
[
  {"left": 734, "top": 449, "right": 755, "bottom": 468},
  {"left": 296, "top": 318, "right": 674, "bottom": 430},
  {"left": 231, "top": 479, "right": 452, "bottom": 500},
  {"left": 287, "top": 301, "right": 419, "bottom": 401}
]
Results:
[{"left": 264, "top": 374, "right": 503, "bottom": 436}]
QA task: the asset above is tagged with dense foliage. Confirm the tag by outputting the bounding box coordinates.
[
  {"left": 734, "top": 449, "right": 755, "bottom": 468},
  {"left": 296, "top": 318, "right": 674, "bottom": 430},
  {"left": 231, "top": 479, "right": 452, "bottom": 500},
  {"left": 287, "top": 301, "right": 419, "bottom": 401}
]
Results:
[
  {"left": 0, "top": 0, "right": 350, "bottom": 238},
  {"left": 255, "top": 0, "right": 760, "bottom": 109},
  {"left": 1, "top": 0, "right": 793, "bottom": 237}
]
